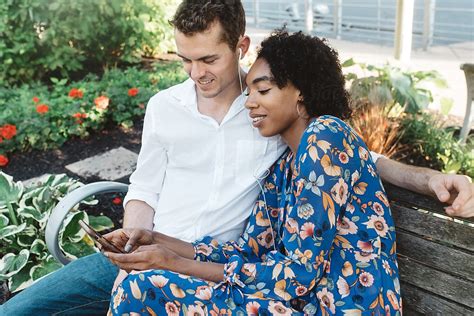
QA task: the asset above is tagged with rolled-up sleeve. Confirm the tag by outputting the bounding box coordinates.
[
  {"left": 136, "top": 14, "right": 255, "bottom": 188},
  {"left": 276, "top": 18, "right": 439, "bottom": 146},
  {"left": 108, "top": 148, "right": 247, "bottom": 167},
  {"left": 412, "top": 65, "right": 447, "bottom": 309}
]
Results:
[
  {"left": 123, "top": 98, "right": 167, "bottom": 211},
  {"left": 369, "top": 151, "right": 385, "bottom": 164}
]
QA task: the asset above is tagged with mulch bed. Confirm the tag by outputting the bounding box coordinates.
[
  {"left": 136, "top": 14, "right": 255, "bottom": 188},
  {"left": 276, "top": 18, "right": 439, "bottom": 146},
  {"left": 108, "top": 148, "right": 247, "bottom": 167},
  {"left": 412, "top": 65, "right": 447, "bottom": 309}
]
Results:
[
  {"left": 2, "top": 119, "right": 144, "bottom": 230},
  {"left": 2, "top": 119, "right": 144, "bottom": 182}
]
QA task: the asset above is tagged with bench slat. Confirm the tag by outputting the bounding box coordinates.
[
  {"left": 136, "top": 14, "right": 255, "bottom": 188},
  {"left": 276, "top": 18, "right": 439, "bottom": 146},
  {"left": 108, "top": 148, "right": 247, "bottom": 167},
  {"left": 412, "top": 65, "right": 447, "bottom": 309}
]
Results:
[
  {"left": 401, "top": 281, "right": 474, "bottom": 315},
  {"left": 385, "top": 182, "right": 474, "bottom": 223},
  {"left": 396, "top": 230, "right": 474, "bottom": 281},
  {"left": 398, "top": 256, "right": 474, "bottom": 308},
  {"left": 391, "top": 203, "right": 474, "bottom": 252}
]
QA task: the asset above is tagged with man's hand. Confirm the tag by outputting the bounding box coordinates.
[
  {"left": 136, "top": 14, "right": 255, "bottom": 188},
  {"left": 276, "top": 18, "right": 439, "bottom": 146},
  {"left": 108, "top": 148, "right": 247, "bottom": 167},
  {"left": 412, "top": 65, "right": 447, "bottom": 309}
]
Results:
[
  {"left": 428, "top": 174, "right": 474, "bottom": 218},
  {"left": 105, "top": 244, "right": 179, "bottom": 272},
  {"left": 103, "top": 228, "right": 156, "bottom": 253}
]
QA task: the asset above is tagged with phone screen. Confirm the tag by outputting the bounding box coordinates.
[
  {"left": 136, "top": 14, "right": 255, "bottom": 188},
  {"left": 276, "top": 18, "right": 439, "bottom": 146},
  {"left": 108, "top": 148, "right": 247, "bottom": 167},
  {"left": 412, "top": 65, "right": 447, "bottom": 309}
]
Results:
[{"left": 78, "top": 220, "right": 124, "bottom": 253}]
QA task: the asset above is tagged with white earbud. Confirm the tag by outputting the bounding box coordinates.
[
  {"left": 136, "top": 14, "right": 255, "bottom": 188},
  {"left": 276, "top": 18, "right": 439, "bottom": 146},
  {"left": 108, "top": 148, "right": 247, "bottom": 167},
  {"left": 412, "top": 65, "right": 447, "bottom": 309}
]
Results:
[{"left": 237, "top": 48, "right": 243, "bottom": 94}]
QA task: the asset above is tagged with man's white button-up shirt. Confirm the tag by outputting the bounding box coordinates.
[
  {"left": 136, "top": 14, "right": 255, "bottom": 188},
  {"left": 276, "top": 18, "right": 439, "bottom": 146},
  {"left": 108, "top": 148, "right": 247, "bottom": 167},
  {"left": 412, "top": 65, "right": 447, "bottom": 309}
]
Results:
[{"left": 124, "top": 79, "right": 286, "bottom": 243}]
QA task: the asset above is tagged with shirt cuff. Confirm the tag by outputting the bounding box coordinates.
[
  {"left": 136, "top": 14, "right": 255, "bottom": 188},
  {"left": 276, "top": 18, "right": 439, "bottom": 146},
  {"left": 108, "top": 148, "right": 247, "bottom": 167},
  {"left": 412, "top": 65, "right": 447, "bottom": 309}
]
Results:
[
  {"left": 223, "top": 255, "right": 245, "bottom": 288},
  {"left": 369, "top": 151, "right": 386, "bottom": 164},
  {"left": 123, "top": 188, "right": 159, "bottom": 212},
  {"left": 192, "top": 236, "right": 216, "bottom": 261}
]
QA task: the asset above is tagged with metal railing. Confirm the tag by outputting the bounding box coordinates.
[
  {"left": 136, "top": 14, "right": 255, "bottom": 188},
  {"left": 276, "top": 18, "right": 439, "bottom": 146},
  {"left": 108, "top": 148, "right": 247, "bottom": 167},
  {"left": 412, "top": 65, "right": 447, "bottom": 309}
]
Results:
[{"left": 243, "top": 0, "right": 474, "bottom": 50}]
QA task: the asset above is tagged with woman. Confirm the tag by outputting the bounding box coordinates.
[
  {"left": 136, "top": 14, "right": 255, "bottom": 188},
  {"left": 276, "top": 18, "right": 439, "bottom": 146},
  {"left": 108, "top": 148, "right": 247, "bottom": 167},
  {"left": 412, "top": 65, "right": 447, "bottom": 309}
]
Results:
[{"left": 106, "top": 30, "right": 402, "bottom": 315}]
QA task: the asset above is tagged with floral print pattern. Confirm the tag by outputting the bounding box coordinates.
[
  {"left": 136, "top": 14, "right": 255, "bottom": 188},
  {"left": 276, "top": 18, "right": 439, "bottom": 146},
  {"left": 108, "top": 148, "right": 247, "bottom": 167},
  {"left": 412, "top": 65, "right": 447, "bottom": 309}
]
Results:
[{"left": 110, "top": 116, "right": 402, "bottom": 315}]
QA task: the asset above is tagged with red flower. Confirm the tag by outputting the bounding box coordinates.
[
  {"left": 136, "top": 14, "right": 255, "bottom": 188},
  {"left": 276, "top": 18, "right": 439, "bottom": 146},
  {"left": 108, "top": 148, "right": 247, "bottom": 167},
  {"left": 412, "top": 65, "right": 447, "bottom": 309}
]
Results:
[
  {"left": 72, "top": 112, "right": 87, "bottom": 124},
  {"left": 68, "top": 88, "right": 84, "bottom": 99},
  {"left": 94, "top": 95, "right": 110, "bottom": 110},
  {"left": 0, "top": 155, "right": 8, "bottom": 167},
  {"left": 0, "top": 124, "right": 17, "bottom": 140},
  {"left": 112, "top": 197, "right": 122, "bottom": 205},
  {"left": 32, "top": 96, "right": 40, "bottom": 103},
  {"left": 36, "top": 104, "right": 49, "bottom": 114},
  {"left": 128, "top": 88, "right": 139, "bottom": 97}
]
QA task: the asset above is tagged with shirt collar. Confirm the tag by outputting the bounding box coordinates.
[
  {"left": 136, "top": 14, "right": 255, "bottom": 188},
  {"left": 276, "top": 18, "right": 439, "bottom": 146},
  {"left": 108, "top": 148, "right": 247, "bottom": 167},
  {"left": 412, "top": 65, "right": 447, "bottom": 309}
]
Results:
[{"left": 174, "top": 78, "right": 247, "bottom": 116}]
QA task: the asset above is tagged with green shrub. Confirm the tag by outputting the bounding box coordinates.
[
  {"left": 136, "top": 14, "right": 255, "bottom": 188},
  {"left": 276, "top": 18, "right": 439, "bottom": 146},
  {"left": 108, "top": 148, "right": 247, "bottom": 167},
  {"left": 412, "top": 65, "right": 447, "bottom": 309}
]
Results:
[
  {"left": 0, "top": 0, "right": 178, "bottom": 84},
  {"left": 0, "top": 172, "right": 114, "bottom": 292},
  {"left": 400, "top": 113, "right": 474, "bottom": 177},
  {"left": 344, "top": 59, "right": 447, "bottom": 114},
  {"left": 0, "top": 61, "right": 187, "bottom": 163}
]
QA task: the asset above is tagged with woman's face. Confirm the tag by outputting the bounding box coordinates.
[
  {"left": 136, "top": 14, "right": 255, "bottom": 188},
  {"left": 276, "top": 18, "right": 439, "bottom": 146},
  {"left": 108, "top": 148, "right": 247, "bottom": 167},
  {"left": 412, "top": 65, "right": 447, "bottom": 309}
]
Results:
[{"left": 245, "top": 58, "right": 301, "bottom": 138}]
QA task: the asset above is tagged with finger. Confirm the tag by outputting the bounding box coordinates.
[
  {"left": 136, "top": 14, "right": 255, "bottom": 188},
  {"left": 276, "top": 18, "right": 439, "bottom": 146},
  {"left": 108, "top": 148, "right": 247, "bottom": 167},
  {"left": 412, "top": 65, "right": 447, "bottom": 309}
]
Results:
[
  {"left": 105, "top": 251, "right": 148, "bottom": 264},
  {"left": 103, "top": 230, "right": 128, "bottom": 248},
  {"left": 450, "top": 184, "right": 472, "bottom": 211},
  {"left": 106, "top": 255, "right": 146, "bottom": 272},
  {"left": 430, "top": 178, "right": 451, "bottom": 203},
  {"left": 444, "top": 206, "right": 456, "bottom": 216},
  {"left": 124, "top": 230, "right": 144, "bottom": 253}
]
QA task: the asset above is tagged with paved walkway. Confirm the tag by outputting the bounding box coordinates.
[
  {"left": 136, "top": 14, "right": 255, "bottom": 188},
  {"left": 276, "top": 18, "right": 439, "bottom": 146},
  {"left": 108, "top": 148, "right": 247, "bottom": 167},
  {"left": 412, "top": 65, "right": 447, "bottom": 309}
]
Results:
[{"left": 247, "top": 26, "right": 474, "bottom": 119}]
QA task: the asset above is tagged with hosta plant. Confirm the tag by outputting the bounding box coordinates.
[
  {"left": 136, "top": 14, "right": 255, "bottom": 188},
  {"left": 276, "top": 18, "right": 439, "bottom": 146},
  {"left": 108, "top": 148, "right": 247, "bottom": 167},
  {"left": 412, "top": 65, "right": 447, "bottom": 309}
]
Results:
[{"left": 0, "top": 172, "right": 114, "bottom": 292}]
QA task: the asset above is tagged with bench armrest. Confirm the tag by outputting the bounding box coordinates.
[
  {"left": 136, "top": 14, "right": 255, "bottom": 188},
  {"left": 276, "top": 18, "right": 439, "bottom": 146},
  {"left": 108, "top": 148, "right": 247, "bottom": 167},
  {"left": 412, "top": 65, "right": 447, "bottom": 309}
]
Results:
[{"left": 45, "top": 181, "right": 129, "bottom": 265}]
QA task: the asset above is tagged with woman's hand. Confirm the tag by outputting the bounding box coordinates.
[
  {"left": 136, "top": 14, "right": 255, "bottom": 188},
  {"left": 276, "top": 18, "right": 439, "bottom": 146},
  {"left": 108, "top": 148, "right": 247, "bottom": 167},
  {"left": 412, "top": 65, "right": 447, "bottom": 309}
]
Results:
[
  {"left": 105, "top": 244, "right": 180, "bottom": 272},
  {"left": 103, "top": 228, "right": 156, "bottom": 253}
]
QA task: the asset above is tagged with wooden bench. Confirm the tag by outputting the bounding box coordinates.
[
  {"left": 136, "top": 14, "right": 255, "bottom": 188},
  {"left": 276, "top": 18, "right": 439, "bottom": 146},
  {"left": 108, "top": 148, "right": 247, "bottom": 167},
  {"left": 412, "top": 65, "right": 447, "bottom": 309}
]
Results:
[
  {"left": 384, "top": 182, "right": 474, "bottom": 314},
  {"left": 43, "top": 182, "right": 474, "bottom": 313}
]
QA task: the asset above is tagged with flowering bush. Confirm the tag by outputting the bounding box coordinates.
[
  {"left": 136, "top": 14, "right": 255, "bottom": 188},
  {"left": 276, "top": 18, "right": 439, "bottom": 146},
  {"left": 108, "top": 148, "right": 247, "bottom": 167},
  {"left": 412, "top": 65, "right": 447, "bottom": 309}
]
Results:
[{"left": 0, "top": 62, "right": 186, "bottom": 166}]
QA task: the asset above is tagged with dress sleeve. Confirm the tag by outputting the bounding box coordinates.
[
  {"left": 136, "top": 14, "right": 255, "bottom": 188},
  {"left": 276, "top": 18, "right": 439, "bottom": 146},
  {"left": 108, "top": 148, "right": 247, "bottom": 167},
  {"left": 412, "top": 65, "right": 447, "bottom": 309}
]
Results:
[
  {"left": 222, "top": 116, "right": 358, "bottom": 301},
  {"left": 124, "top": 96, "right": 167, "bottom": 211},
  {"left": 192, "top": 158, "right": 287, "bottom": 264}
]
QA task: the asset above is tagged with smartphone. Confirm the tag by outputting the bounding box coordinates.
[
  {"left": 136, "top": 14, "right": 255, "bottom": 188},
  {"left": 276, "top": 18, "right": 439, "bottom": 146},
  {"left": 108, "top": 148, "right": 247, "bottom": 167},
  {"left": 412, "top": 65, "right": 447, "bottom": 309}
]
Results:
[{"left": 78, "top": 219, "right": 124, "bottom": 253}]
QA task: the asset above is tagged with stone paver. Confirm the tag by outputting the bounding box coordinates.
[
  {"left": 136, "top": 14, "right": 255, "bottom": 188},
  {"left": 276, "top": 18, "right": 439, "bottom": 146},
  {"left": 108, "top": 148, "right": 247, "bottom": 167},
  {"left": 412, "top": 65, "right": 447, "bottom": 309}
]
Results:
[
  {"left": 65, "top": 147, "right": 138, "bottom": 180},
  {"left": 22, "top": 174, "right": 52, "bottom": 188}
]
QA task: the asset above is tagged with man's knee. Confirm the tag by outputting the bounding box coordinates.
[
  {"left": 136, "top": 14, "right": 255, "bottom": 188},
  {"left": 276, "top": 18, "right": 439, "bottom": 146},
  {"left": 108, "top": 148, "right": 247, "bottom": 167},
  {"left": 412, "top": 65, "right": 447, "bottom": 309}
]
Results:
[{"left": 0, "top": 253, "right": 117, "bottom": 315}]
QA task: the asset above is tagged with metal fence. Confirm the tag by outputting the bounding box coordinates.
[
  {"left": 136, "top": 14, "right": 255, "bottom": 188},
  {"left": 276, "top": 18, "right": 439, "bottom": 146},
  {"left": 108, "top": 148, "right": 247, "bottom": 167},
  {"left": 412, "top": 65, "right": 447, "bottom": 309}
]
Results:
[{"left": 242, "top": 0, "right": 474, "bottom": 49}]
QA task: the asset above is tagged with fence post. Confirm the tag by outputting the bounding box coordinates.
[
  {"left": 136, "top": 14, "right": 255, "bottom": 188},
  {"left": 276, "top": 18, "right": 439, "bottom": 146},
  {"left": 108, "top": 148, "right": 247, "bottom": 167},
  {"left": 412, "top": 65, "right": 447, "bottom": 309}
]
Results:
[
  {"left": 305, "top": 0, "right": 314, "bottom": 33},
  {"left": 253, "top": 0, "right": 259, "bottom": 27},
  {"left": 334, "top": 0, "right": 342, "bottom": 39},
  {"left": 422, "top": 0, "right": 436, "bottom": 50},
  {"left": 394, "top": 0, "right": 415, "bottom": 62}
]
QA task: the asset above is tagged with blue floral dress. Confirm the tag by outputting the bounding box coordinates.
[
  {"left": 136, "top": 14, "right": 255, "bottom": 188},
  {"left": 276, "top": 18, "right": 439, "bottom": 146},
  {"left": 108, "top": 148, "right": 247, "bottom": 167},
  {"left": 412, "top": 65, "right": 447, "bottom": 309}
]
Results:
[{"left": 110, "top": 115, "right": 402, "bottom": 315}]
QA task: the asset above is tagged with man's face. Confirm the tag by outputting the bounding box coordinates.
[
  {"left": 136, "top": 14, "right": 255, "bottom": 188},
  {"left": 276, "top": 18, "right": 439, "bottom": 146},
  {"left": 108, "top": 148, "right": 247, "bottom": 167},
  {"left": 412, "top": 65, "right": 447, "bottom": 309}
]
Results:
[{"left": 175, "top": 22, "right": 240, "bottom": 99}]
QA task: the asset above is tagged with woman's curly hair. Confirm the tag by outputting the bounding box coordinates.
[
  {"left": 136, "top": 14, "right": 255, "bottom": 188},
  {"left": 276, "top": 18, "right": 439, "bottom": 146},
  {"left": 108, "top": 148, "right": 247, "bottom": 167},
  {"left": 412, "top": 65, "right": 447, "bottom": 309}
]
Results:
[{"left": 258, "top": 29, "right": 351, "bottom": 120}]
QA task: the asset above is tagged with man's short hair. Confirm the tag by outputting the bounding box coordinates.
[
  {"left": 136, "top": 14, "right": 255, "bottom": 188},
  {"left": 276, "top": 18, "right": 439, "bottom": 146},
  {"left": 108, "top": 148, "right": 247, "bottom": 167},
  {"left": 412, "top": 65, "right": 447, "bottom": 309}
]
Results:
[{"left": 170, "top": 0, "right": 246, "bottom": 50}]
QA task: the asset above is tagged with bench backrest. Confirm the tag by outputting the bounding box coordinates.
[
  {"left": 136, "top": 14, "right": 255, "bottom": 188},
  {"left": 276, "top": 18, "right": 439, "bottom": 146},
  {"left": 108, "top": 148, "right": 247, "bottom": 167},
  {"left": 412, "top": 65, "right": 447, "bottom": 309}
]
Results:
[{"left": 385, "top": 183, "right": 474, "bottom": 314}]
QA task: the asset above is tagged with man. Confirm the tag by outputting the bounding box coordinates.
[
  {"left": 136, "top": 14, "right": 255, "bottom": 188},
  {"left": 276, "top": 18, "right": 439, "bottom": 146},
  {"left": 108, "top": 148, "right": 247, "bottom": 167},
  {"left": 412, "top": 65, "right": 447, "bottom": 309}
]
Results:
[{"left": 2, "top": 1, "right": 472, "bottom": 315}]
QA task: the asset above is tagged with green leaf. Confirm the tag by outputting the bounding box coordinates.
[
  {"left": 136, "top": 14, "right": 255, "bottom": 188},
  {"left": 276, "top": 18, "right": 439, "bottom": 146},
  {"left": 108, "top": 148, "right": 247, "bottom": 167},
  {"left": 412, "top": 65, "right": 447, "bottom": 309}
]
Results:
[
  {"left": 0, "top": 249, "right": 30, "bottom": 279},
  {"left": 17, "top": 235, "right": 35, "bottom": 248},
  {"left": 440, "top": 97, "right": 453, "bottom": 115},
  {"left": 30, "top": 258, "right": 62, "bottom": 281},
  {"left": 61, "top": 240, "right": 96, "bottom": 260},
  {"left": 9, "top": 263, "right": 34, "bottom": 293},
  {"left": 61, "top": 211, "right": 87, "bottom": 243},
  {"left": 0, "top": 223, "right": 27, "bottom": 239},
  {"left": 0, "top": 172, "right": 24, "bottom": 207},
  {"left": 18, "top": 205, "right": 48, "bottom": 222},
  {"left": 0, "top": 214, "right": 9, "bottom": 228},
  {"left": 342, "top": 58, "right": 355, "bottom": 67},
  {"left": 30, "top": 239, "right": 46, "bottom": 255},
  {"left": 48, "top": 2, "right": 60, "bottom": 11},
  {"left": 89, "top": 215, "right": 114, "bottom": 232}
]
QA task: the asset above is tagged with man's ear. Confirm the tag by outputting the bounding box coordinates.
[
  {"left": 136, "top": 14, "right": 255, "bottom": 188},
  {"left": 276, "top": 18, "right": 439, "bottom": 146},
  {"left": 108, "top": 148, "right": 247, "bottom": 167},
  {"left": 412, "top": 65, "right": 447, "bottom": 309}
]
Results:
[{"left": 237, "top": 35, "right": 251, "bottom": 58}]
